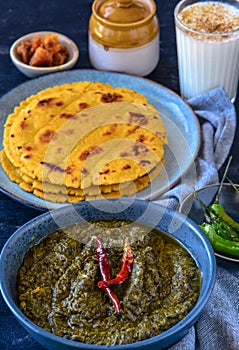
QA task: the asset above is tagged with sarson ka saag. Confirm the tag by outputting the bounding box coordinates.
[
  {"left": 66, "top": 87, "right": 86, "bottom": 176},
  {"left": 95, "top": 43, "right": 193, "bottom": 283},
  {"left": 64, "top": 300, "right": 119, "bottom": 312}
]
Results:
[{"left": 17, "top": 220, "right": 201, "bottom": 346}]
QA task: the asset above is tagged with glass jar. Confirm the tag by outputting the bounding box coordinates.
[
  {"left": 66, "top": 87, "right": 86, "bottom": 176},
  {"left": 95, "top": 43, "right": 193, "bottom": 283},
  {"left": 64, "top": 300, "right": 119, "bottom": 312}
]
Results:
[{"left": 88, "top": 0, "right": 160, "bottom": 76}]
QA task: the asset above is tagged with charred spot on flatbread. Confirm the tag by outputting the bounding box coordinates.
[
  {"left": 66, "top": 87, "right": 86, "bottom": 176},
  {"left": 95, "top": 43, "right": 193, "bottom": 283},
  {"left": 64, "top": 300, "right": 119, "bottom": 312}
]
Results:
[{"left": 100, "top": 92, "right": 123, "bottom": 103}]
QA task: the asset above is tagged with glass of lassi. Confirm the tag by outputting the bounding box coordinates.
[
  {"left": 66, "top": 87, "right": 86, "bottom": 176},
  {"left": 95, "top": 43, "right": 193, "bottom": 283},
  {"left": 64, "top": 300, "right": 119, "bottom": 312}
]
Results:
[{"left": 174, "top": 0, "right": 239, "bottom": 102}]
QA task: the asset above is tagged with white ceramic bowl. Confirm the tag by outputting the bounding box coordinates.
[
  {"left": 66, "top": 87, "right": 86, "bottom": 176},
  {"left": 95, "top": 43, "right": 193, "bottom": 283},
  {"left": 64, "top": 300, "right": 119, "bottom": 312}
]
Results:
[{"left": 10, "top": 31, "right": 79, "bottom": 78}]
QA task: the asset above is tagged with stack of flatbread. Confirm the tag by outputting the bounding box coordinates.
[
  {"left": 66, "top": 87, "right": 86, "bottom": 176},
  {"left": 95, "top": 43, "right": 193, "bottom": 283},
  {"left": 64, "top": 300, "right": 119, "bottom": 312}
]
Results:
[{"left": 0, "top": 81, "right": 167, "bottom": 203}]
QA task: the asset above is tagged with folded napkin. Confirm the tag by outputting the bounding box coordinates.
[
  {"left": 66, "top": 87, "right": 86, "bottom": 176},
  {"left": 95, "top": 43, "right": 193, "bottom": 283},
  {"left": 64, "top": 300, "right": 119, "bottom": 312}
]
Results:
[
  {"left": 154, "top": 87, "right": 238, "bottom": 350},
  {"left": 155, "top": 87, "right": 236, "bottom": 210}
]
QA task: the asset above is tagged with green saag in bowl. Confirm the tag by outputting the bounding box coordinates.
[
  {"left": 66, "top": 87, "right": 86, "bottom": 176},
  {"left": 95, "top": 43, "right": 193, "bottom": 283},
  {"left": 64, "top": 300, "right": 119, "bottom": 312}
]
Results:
[{"left": 0, "top": 199, "right": 216, "bottom": 350}]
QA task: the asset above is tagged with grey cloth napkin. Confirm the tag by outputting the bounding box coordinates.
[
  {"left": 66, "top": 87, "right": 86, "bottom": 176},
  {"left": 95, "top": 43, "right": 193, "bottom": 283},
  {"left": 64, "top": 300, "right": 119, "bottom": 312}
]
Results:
[
  {"left": 155, "top": 87, "right": 236, "bottom": 210},
  {"left": 154, "top": 87, "right": 239, "bottom": 350}
]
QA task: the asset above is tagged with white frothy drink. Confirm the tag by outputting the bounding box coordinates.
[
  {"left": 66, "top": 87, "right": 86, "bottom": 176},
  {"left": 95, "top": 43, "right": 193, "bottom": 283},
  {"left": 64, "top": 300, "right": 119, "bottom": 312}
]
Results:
[{"left": 174, "top": 1, "right": 239, "bottom": 102}]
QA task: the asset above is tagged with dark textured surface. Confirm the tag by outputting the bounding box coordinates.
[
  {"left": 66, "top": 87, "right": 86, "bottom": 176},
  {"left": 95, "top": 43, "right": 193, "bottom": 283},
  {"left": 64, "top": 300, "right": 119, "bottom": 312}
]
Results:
[{"left": 0, "top": 1, "right": 238, "bottom": 349}]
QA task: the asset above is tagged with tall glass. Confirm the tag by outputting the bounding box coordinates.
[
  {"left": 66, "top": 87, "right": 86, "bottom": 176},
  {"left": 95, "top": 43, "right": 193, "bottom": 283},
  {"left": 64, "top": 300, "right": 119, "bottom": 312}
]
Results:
[{"left": 174, "top": 0, "right": 239, "bottom": 102}]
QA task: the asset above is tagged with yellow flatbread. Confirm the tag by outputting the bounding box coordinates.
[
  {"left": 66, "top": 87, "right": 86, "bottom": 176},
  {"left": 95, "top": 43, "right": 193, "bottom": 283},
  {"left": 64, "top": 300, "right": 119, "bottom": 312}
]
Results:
[{"left": 1, "top": 81, "right": 167, "bottom": 203}]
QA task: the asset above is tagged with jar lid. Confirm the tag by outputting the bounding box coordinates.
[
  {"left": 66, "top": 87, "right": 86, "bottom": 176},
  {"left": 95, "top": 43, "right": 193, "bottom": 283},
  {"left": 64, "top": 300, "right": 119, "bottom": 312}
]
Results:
[{"left": 97, "top": 0, "right": 151, "bottom": 24}]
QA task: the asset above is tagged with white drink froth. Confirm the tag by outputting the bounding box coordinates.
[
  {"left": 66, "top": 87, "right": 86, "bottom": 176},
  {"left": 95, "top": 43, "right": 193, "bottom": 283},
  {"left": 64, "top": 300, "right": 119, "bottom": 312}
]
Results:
[{"left": 175, "top": 1, "right": 239, "bottom": 102}]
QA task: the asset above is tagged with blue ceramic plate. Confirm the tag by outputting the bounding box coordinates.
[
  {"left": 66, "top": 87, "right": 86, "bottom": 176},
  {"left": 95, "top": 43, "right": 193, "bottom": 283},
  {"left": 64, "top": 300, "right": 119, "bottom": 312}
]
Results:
[{"left": 0, "top": 69, "right": 200, "bottom": 210}]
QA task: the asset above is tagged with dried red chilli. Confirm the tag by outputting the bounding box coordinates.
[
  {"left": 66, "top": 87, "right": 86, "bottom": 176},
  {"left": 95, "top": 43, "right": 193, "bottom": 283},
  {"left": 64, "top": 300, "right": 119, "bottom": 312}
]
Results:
[
  {"left": 98, "top": 237, "right": 134, "bottom": 289},
  {"left": 95, "top": 235, "right": 120, "bottom": 313},
  {"left": 95, "top": 236, "right": 111, "bottom": 281}
]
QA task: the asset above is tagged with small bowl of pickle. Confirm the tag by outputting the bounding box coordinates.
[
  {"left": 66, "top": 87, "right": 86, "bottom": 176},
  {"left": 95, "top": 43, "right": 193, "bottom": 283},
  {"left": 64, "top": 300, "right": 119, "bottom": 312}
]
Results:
[{"left": 10, "top": 31, "right": 79, "bottom": 78}]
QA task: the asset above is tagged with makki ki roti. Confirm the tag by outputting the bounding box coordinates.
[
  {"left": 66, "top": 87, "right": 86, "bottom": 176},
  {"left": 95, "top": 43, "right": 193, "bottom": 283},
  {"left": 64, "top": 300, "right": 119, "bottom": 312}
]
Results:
[
  {"left": 1, "top": 149, "right": 164, "bottom": 203},
  {"left": 1, "top": 81, "right": 167, "bottom": 203}
]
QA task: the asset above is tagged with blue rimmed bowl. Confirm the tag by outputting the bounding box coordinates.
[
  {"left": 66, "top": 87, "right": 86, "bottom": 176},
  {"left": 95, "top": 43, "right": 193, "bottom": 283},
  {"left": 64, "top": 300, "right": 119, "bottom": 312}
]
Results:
[{"left": 0, "top": 199, "right": 216, "bottom": 350}]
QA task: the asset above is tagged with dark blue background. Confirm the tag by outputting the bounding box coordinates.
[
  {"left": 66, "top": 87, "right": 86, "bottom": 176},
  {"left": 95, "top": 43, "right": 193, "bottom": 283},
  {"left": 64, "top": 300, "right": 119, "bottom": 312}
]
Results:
[{"left": 0, "top": 1, "right": 238, "bottom": 349}]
